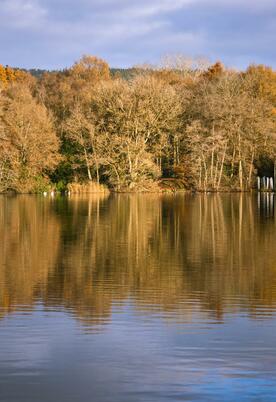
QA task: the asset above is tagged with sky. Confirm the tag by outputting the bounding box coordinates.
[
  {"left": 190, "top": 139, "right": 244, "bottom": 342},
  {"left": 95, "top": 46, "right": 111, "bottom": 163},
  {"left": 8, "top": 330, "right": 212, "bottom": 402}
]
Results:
[{"left": 0, "top": 0, "right": 275, "bottom": 70}]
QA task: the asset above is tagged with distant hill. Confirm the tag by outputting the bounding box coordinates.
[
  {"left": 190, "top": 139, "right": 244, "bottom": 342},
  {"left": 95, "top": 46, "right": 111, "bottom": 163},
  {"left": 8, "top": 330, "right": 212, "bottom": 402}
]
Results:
[
  {"left": 11, "top": 67, "right": 50, "bottom": 78},
  {"left": 27, "top": 69, "right": 50, "bottom": 78},
  {"left": 13, "top": 67, "right": 140, "bottom": 80},
  {"left": 110, "top": 68, "right": 142, "bottom": 80}
]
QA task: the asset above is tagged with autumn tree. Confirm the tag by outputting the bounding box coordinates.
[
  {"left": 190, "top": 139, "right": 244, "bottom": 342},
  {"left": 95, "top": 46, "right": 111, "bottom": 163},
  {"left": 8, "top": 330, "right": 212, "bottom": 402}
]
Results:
[
  {"left": 1, "top": 56, "right": 275, "bottom": 193},
  {"left": 86, "top": 76, "right": 181, "bottom": 189},
  {"left": 182, "top": 71, "right": 276, "bottom": 190},
  {"left": 245, "top": 64, "right": 276, "bottom": 107},
  {"left": 0, "top": 65, "right": 34, "bottom": 88},
  {"left": 0, "top": 84, "right": 60, "bottom": 192},
  {"left": 41, "top": 55, "right": 110, "bottom": 122},
  {"left": 65, "top": 104, "right": 101, "bottom": 183},
  {"left": 202, "top": 61, "right": 225, "bottom": 81},
  {"left": 39, "top": 55, "right": 111, "bottom": 185},
  {"left": 70, "top": 55, "right": 110, "bottom": 82}
]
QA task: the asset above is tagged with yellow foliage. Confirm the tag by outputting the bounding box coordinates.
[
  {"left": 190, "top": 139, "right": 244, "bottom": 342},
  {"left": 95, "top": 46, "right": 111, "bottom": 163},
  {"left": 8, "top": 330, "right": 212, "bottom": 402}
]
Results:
[
  {"left": 0, "top": 64, "right": 33, "bottom": 87},
  {"left": 246, "top": 64, "right": 276, "bottom": 106},
  {"left": 70, "top": 55, "right": 110, "bottom": 82},
  {"left": 68, "top": 182, "right": 109, "bottom": 194},
  {"left": 0, "top": 65, "right": 8, "bottom": 86}
]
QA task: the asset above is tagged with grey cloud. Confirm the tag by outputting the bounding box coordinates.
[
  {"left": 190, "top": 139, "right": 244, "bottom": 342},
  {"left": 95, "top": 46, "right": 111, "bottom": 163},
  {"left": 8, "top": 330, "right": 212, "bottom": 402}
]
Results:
[{"left": 0, "top": 0, "right": 275, "bottom": 69}]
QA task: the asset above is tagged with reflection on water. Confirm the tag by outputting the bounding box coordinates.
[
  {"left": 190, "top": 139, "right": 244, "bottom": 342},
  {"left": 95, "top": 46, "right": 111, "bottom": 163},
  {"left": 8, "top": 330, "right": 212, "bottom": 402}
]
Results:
[
  {"left": 258, "top": 192, "right": 275, "bottom": 218},
  {"left": 1, "top": 193, "right": 276, "bottom": 401}
]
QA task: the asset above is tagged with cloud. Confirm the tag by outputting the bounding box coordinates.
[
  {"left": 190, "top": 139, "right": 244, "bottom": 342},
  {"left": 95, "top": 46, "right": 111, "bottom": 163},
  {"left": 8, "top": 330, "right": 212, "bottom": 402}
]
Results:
[
  {"left": 0, "top": 0, "right": 47, "bottom": 29},
  {"left": 0, "top": 0, "right": 275, "bottom": 69},
  {"left": 118, "top": 0, "right": 193, "bottom": 18}
]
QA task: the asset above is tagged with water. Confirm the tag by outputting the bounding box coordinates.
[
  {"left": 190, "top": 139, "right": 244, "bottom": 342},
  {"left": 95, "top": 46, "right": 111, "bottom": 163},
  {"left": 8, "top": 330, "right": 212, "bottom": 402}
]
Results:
[{"left": 0, "top": 193, "right": 276, "bottom": 402}]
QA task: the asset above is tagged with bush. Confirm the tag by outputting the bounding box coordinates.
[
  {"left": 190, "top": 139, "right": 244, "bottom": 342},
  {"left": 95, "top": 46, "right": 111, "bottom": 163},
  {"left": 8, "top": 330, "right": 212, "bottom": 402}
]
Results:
[{"left": 67, "top": 182, "right": 109, "bottom": 194}]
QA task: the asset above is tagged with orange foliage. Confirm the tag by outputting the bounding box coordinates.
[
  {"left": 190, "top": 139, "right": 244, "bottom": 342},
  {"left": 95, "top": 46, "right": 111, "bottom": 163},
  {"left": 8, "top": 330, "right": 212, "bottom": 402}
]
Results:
[
  {"left": 246, "top": 64, "right": 276, "bottom": 106},
  {"left": 0, "top": 64, "right": 33, "bottom": 87},
  {"left": 203, "top": 61, "right": 224, "bottom": 80},
  {"left": 70, "top": 55, "right": 110, "bottom": 82}
]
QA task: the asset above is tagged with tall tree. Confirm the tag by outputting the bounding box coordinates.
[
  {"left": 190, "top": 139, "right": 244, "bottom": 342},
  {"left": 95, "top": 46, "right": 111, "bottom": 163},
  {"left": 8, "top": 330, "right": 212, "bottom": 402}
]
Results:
[{"left": 0, "top": 85, "right": 60, "bottom": 192}]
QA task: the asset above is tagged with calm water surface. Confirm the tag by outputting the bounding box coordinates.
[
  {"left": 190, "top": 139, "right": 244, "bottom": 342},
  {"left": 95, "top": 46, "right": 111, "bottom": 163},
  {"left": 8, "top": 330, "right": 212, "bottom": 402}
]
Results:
[{"left": 1, "top": 193, "right": 276, "bottom": 402}]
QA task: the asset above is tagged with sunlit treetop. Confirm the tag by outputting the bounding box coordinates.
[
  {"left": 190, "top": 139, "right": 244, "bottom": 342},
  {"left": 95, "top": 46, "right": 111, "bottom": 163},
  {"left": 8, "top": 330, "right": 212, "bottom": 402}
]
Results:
[
  {"left": 246, "top": 65, "right": 276, "bottom": 111},
  {"left": 69, "top": 55, "right": 110, "bottom": 82},
  {"left": 0, "top": 64, "right": 34, "bottom": 88}
]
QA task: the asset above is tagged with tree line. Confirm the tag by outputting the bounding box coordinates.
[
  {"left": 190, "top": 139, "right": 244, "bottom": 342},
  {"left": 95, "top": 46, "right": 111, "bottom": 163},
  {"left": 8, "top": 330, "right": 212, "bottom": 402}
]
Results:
[{"left": 0, "top": 56, "right": 275, "bottom": 193}]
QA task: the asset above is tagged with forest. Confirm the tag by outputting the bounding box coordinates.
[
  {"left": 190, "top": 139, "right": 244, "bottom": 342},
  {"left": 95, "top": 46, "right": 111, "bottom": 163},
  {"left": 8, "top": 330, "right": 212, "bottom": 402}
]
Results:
[{"left": 0, "top": 56, "right": 275, "bottom": 193}]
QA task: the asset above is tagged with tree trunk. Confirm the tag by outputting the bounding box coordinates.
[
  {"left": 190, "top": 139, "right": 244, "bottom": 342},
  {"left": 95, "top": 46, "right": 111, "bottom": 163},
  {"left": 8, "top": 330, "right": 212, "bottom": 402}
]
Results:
[
  {"left": 199, "top": 159, "right": 202, "bottom": 190},
  {"left": 94, "top": 157, "right": 100, "bottom": 184},
  {"left": 210, "top": 125, "right": 215, "bottom": 186},
  {"left": 274, "top": 161, "right": 276, "bottom": 192},
  {"left": 217, "top": 144, "right": 227, "bottom": 190},
  {"left": 84, "top": 148, "right": 92, "bottom": 181},
  {"left": 239, "top": 160, "right": 243, "bottom": 190},
  {"left": 231, "top": 147, "right": 236, "bottom": 178},
  {"left": 248, "top": 149, "right": 255, "bottom": 189}
]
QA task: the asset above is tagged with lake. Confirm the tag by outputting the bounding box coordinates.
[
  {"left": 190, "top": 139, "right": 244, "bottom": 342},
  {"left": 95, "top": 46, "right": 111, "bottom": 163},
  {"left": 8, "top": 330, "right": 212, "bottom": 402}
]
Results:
[{"left": 0, "top": 193, "right": 276, "bottom": 402}]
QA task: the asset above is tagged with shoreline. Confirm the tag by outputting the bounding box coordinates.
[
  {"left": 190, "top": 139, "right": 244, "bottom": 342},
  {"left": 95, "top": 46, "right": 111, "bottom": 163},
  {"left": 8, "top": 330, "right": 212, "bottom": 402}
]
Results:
[{"left": 1, "top": 189, "right": 273, "bottom": 195}]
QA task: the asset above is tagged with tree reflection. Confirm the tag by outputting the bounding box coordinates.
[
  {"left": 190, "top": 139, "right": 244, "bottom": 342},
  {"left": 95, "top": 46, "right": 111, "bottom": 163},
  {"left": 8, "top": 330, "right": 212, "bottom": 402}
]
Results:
[{"left": 1, "top": 193, "right": 276, "bottom": 326}]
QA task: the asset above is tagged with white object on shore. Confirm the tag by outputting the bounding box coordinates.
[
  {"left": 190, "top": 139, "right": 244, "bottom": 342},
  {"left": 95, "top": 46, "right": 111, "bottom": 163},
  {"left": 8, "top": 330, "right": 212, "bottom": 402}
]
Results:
[
  {"left": 262, "top": 177, "right": 266, "bottom": 190},
  {"left": 43, "top": 192, "right": 47, "bottom": 197},
  {"left": 257, "top": 177, "right": 261, "bottom": 191}
]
